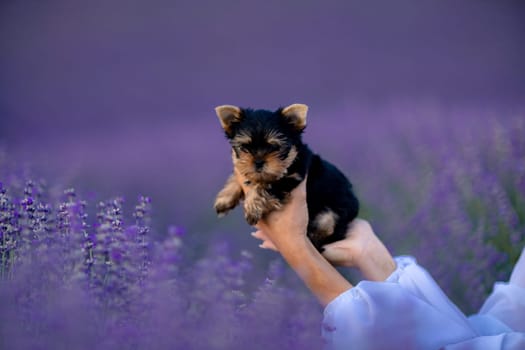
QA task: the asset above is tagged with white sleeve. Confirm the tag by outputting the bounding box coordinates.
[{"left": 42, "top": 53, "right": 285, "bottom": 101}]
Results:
[
  {"left": 476, "top": 282, "right": 525, "bottom": 333},
  {"left": 477, "top": 246, "right": 525, "bottom": 333},
  {"left": 322, "top": 256, "right": 477, "bottom": 350},
  {"left": 444, "top": 333, "right": 525, "bottom": 350},
  {"left": 322, "top": 251, "right": 525, "bottom": 350},
  {"left": 445, "top": 246, "right": 525, "bottom": 349}
]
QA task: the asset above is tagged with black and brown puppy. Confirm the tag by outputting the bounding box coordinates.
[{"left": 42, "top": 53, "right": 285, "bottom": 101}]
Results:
[{"left": 214, "top": 104, "right": 359, "bottom": 250}]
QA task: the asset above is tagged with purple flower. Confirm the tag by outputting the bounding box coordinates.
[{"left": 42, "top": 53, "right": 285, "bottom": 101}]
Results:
[{"left": 0, "top": 105, "right": 523, "bottom": 349}]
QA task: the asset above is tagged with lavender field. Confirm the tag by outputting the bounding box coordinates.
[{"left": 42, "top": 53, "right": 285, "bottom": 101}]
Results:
[
  {"left": 1, "top": 102, "right": 524, "bottom": 349},
  {"left": 1, "top": 1, "right": 524, "bottom": 349}
]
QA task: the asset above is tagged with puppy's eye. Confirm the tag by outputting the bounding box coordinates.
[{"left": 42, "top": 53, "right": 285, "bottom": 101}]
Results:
[
  {"left": 238, "top": 145, "right": 249, "bottom": 152},
  {"left": 268, "top": 144, "right": 280, "bottom": 152}
]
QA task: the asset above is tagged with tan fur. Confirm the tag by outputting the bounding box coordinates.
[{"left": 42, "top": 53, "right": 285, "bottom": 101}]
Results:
[
  {"left": 310, "top": 210, "right": 339, "bottom": 242},
  {"left": 243, "top": 184, "right": 282, "bottom": 225},
  {"left": 215, "top": 105, "right": 306, "bottom": 223},
  {"left": 233, "top": 146, "right": 298, "bottom": 183},
  {"left": 281, "top": 103, "right": 308, "bottom": 130},
  {"left": 286, "top": 172, "right": 303, "bottom": 181},
  {"left": 265, "top": 130, "right": 286, "bottom": 146},
  {"left": 215, "top": 105, "right": 242, "bottom": 135},
  {"left": 231, "top": 132, "right": 252, "bottom": 146},
  {"left": 214, "top": 174, "right": 244, "bottom": 216},
  {"left": 218, "top": 139, "right": 299, "bottom": 223}
]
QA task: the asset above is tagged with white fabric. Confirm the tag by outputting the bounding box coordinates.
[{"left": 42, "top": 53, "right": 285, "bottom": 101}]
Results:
[{"left": 322, "top": 249, "right": 525, "bottom": 350}]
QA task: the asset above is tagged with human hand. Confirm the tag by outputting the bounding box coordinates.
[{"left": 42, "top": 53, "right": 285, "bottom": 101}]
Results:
[
  {"left": 235, "top": 168, "right": 309, "bottom": 249},
  {"left": 236, "top": 169, "right": 395, "bottom": 282},
  {"left": 252, "top": 216, "right": 395, "bottom": 282},
  {"left": 322, "top": 219, "right": 396, "bottom": 281},
  {"left": 236, "top": 169, "right": 352, "bottom": 305}
]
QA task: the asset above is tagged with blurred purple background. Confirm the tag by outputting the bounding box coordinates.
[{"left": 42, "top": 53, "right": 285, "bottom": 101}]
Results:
[{"left": 1, "top": 0, "right": 524, "bottom": 237}]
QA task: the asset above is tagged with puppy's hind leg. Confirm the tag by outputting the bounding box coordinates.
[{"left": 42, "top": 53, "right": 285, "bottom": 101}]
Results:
[
  {"left": 308, "top": 210, "right": 339, "bottom": 250},
  {"left": 214, "top": 174, "right": 244, "bottom": 217}
]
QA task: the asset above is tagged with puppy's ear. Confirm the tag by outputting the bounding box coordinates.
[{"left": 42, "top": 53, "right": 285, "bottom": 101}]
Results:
[
  {"left": 215, "top": 105, "right": 242, "bottom": 136},
  {"left": 281, "top": 104, "right": 308, "bottom": 131}
]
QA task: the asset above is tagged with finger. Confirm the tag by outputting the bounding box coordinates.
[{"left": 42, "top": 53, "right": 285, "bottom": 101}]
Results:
[
  {"left": 321, "top": 246, "right": 343, "bottom": 263},
  {"left": 259, "top": 240, "right": 278, "bottom": 251},
  {"left": 252, "top": 231, "right": 278, "bottom": 250},
  {"left": 321, "top": 245, "right": 355, "bottom": 267},
  {"left": 251, "top": 230, "right": 269, "bottom": 241},
  {"left": 322, "top": 240, "right": 347, "bottom": 250},
  {"left": 251, "top": 231, "right": 278, "bottom": 251},
  {"left": 344, "top": 218, "right": 371, "bottom": 238}
]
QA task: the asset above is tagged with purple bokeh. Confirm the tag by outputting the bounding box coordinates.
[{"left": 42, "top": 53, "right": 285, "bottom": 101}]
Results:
[
  {"left": 1, "top": 1, "right": 524, "bottom": 130},
  {"left": 1, "top": 4, "right": 524, "bottom": 347},
  {"left": 1, "top": 0, "right": 524, "bottom": 135},
  {"left": 1, "top": 1, "right": 524, "bottom": 234}
]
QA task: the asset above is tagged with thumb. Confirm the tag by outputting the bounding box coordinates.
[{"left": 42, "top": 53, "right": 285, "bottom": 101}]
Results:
[{"left": 321, "top": 241, "right": 355, "bottom": 267}]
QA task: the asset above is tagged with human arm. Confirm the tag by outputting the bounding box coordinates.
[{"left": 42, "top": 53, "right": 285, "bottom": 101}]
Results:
[
  {"left": 321, "top": 219, "right": 396, "bottom": 281},
  {"left": 241, "top": 168, "right": 525, "bottom": 348},
  {"left": 247, "top": 183, "right": 479, "bottom": 348},
  {"left": 248, "top": 177, "right": 352, "bottom": 307},
  {"left": 236, "top": 169, "right": 395, "bottom": 305},
  {"left": 252, "top": 218, "right": 396, "bottom": 282}
]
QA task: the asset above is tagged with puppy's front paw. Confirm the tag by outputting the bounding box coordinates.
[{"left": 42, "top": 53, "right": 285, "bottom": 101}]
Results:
[
  {"left": 215, "top": 174, "right": 243, "bottom": 218},
  {"left": 214, "top": 195, "right": 238, "bottom": 217},
  {"left": 244, "top": 209, "right": 261, "bottom": 226},
  {"left": 244, "top": 192, "right": 265, "bottom": 225}
]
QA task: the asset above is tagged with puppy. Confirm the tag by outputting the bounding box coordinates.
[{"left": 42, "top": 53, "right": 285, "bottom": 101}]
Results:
[{"left": 214, "top": 104, "right": 359, "bottom": 250}]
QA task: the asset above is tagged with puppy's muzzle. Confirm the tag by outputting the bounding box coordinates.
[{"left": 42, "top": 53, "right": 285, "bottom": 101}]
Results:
[{"left": 254, "top": 159, "right": 265, "bottom": 171}]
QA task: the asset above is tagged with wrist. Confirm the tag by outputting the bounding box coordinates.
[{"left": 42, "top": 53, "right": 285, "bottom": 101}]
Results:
[
  {"left": 278, "top": 233, "right": 352, "bottom": 306},
  {"left": 357, "top": 248, "right": 396, "bottom": 281},
  {"left": 352, "top": 229, "right": 396, "bottom": 281},
  {"left": 258, "top": 220, "right": 308, "bottom": 248},
  {"left": 271, "top": 230, "right": 309, "bottom": 253}
]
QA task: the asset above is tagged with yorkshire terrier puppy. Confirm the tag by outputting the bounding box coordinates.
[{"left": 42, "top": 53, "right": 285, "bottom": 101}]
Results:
[{"left": 214, "top": 104, "right": 359, "bottom": 250}]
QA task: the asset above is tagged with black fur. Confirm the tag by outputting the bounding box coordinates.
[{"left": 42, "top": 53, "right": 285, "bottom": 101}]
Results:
[
  {"left": 267, "top": 142, "right": 359, "bottom": 250},
  {"left": 216, "top": 106, "right": 359, "bottom": 250}
]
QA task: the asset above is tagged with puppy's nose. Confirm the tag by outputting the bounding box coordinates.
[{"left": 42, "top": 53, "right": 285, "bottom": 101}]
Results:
[{"left": 254, "top": 159, "right": 265, "bottom": 170}]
